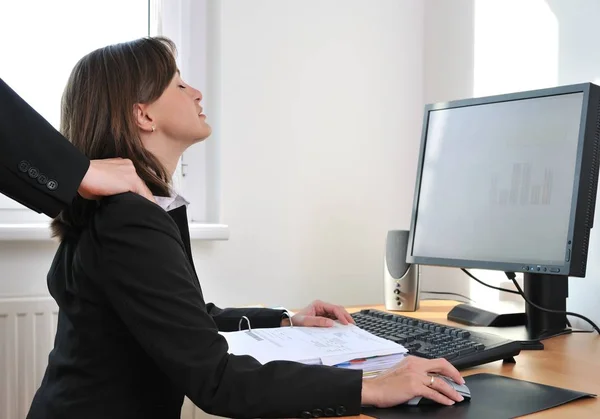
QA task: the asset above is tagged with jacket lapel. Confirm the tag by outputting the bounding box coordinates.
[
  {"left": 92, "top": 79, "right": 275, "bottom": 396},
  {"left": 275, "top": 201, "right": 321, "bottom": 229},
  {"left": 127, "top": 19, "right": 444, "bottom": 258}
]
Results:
[{"left": 167, "top": 205, "right": 197, "bottom": 275}]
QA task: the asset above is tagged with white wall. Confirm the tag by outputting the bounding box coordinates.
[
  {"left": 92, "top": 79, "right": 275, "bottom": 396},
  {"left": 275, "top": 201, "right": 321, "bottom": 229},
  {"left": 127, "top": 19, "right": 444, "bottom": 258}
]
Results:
[
  {"left": 0, "top": 242, "right": 57, "bottom": 297},
  {"left": 0, "top": 1, "right": 427, "bottom": 311},
  {"left": 192, "top": 0, "right": 426, "bottom": 309}
]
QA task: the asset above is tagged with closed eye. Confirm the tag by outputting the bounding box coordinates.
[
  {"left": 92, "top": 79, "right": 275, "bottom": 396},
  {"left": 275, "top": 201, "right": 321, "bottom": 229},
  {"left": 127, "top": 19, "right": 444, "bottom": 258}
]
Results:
[{"left": 178, "top": 85, "right": 186, "bottom": 89}]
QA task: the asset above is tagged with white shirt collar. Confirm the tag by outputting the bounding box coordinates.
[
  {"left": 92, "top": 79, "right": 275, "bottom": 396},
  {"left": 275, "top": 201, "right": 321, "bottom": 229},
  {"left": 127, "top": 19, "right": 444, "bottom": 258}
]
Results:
[{"left": 154, "top": 190, "right": 189, "bottom": 212}]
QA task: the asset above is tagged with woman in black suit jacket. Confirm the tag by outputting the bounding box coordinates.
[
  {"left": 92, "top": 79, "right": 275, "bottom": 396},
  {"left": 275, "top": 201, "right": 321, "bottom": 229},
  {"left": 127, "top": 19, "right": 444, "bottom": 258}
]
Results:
[
  {"left": 26, "top": 37, "right": 465, "bottom": 419},
  {"left": 0, "top": 78, "right": 153, "bottom": 217}
]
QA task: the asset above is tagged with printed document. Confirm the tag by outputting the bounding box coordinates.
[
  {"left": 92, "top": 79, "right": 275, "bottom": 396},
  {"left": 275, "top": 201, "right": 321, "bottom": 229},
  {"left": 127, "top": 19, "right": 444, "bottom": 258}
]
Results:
[{"left": 220, "top": 323, "right": 407, "bottom": 367}]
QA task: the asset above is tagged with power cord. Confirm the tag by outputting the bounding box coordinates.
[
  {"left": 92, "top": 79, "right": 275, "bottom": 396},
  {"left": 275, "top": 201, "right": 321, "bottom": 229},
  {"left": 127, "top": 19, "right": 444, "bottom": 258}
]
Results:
[
  {"left": 461, "top": 267, "right": 599, "bottom": 333},
  {"left": 461, "top": 268, "right": 520, "bottom": 295},
  {"left": 421, "top": 290, "right": 475, "bottom": 303},
  {"left": 504, "top": 272, "right": 600, "bottom": 334}
]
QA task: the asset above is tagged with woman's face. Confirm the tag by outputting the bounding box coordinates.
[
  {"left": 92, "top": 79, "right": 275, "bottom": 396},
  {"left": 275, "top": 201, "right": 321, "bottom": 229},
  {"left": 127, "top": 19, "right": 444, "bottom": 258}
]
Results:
[{"left": 146, "top": 72, "right": 211, "bottom": 145}]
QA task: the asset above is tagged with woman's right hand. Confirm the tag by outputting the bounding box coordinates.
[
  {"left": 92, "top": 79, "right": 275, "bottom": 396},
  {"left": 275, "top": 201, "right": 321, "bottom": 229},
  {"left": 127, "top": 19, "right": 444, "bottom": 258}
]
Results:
[
  {"left": 79, "top": 158, "right": 155, "bottom": 203},
  {"left": 361, "top": 356, "right": 466, "bottom": 408}
]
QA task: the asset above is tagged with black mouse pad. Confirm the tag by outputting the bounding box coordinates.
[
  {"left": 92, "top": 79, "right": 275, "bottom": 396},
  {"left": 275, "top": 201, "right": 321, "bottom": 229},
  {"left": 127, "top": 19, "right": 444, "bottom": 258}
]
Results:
[{"left": 361, "top": 373, "right": 596, "bottom": 419}]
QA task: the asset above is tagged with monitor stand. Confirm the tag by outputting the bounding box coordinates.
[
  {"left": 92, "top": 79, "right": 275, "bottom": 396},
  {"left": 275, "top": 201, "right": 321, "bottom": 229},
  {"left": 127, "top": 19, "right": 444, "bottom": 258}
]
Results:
[
  {"left": 447, "top": 301, "right": 527, "bottom": 327},
  {"left": 448, "top": 273, "right": 572, "bottom": 350}
]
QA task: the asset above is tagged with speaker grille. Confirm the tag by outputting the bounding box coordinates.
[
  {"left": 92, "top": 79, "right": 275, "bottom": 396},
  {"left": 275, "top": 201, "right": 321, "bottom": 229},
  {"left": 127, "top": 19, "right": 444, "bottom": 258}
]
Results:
[{"left": 385, "top": 230, "right": 410, "bottom": 278}]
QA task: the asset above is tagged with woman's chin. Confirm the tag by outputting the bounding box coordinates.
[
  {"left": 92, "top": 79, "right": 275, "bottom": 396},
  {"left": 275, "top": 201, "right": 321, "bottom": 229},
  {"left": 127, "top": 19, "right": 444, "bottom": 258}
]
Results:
[
  {"left": 195, "top": 126, "right": 212, "bottom": 142},
  {"left": 191, "top": 132, "right": 211, "bottom": 145}
]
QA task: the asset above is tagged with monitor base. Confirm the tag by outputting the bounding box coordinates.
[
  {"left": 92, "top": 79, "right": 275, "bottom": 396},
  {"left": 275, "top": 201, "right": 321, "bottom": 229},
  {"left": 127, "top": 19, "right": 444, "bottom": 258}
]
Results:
[
  {"left": 447, "top": 301, "right": 526, "bottom": 327},
  {"left": 448, "top": 299, "right": 573, "bottom": 350},
  {"left": 450, "top": 271, "right": 572, "bottom": 350},
  {"left": 468, "top": 324, "right": 573, "bottom": 350}
]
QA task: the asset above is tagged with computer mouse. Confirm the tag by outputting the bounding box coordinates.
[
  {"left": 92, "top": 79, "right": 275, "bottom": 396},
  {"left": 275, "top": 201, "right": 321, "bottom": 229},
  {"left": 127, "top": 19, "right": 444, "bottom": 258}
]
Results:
[{"left": 406, "top": 375, "right": 471, "bottom": 406}]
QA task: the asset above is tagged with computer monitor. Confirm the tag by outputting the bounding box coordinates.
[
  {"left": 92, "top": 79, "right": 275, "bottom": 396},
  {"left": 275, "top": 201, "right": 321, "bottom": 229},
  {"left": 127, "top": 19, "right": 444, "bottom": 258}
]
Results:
[{"left": 406, "top": 83, "right": 600, "bottom": 342}]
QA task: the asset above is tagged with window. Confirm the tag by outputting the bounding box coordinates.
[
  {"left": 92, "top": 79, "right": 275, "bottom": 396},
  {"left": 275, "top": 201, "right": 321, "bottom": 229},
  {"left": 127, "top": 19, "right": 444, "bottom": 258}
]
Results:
[{"left": 0, "top": 0, "right": 226, "bottom": 239}]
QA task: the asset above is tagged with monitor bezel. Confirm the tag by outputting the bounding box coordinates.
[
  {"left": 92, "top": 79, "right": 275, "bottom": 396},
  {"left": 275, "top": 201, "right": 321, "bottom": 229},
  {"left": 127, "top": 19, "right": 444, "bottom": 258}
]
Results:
[{"left": 406, "top": 83, "right": 600, "bottom": 277}]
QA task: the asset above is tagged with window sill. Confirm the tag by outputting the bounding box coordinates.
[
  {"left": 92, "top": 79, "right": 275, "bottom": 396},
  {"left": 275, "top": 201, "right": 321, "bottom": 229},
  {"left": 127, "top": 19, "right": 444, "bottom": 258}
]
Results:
[
  {"left": 188, "top": 223, "right": 230, "bottom": 240},
  {"left": 0, "top": 223, "right": 230, "bottom": 241}
]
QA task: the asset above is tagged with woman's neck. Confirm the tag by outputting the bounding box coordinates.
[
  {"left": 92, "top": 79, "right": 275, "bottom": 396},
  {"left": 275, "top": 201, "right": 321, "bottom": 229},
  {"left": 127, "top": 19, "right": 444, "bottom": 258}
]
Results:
[
  {"left": 161, "top": 154, "right": 181, "bottom": 178},
  {"left": 141, "top": 135, "right": 185, "bottom": 178}
]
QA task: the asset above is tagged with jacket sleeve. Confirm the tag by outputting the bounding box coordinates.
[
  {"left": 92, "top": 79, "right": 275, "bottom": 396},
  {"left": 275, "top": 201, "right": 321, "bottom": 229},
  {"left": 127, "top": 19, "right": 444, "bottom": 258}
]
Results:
[
  {"left": 88, "top": 193, "right": 363, "bottom": 419},
  {"left": 206, "top": 304, "right": 287, "bottom": 332},
  {"left": 0, "top": 78, "right": 89, "bottom": 217}
]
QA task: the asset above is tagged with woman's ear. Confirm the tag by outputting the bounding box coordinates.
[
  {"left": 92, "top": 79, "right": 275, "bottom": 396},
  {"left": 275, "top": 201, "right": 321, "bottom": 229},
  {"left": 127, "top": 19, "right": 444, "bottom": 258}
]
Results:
[{"left": 133, "top": 103, "right": 155, "bottom": 133}]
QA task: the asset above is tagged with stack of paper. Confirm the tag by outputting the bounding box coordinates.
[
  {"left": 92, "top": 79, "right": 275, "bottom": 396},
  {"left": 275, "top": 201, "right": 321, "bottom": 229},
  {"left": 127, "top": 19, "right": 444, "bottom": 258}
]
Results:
[
  {"left": 219, "top": 323, "right": 408, "bottom": 377},
  {"left": 333, "top": 353, "right": 408, "bottom": 378}
]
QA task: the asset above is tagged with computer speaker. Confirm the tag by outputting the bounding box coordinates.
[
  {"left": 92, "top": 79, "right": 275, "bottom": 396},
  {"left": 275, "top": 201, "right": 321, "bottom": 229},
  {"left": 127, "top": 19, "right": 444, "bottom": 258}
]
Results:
[{"left": 384, "top": 230, "right": 421, "bottom": 311}]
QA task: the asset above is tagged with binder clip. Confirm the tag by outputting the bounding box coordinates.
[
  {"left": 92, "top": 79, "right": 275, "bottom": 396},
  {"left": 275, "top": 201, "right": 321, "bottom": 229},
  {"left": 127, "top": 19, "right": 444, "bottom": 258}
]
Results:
[{"left": 238, "top": 316, "right": 252, "bottom": 331}]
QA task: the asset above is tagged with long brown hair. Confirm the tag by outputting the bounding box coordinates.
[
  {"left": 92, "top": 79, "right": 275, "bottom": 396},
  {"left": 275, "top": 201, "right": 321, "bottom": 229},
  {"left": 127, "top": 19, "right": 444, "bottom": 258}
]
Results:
[{"left": 51, "top": 36, "right": 177, "bottom": 240}]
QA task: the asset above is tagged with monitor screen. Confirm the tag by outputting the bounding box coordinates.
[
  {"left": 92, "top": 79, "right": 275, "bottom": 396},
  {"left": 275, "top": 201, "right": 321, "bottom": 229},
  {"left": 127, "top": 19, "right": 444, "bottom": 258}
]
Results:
[{"left": 410, "top": 92, "right": 585, "bottom": 269}]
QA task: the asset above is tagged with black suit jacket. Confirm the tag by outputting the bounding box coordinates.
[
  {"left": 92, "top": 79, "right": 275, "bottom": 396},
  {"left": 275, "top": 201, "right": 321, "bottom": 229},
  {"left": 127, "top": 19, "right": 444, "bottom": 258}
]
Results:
[
  {"left": 26, "top": 193, "right": 362, "bottom": 419},
  {"left": 0, "top": 78, "right": 89, "bottom": 217}
]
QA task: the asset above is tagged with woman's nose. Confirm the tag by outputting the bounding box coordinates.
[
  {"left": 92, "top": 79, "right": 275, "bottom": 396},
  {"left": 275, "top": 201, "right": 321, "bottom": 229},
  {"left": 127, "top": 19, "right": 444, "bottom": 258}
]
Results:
[{"left": 194, "top": 88, "right": 203, "bottom": 102}]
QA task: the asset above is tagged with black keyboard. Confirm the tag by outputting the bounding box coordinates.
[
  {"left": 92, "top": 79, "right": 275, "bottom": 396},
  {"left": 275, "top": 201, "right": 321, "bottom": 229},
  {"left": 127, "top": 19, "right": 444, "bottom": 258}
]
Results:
[{"left": 352, "top": 309, "right": 521, "bottom": 370}]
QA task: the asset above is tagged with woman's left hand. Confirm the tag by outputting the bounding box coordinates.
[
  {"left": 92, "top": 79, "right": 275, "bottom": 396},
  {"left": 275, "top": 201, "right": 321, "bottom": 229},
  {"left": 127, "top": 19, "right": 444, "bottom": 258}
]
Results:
[{"left": 281, "top": 300, "right": 356, "bottom": 327}]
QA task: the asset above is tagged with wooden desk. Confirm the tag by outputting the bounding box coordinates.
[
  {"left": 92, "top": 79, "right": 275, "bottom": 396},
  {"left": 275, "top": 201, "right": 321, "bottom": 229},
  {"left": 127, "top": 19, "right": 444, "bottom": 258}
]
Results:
[{"left": 345, "top": 301, "right": 600, "bottom": 419}]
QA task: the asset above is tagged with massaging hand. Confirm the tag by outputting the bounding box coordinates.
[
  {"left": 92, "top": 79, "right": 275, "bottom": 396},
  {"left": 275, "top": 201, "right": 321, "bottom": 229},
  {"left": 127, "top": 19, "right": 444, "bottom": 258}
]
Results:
[
  {"left": 281, "top": 299, "right": 356, "bottom": 327},
  {"left": 361, "top": 356, "right": 465, "bottom": 407},
  {"left": 79, "top": 158, "right": 155, "bottom": 203}
]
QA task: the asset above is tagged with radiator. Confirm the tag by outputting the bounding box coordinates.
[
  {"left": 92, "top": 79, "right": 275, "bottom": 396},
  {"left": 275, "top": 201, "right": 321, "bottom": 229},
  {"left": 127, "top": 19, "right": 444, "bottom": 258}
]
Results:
[
  {"left": 0, "top": 296, "right": 216, "bottom": 419},
  {"left": 0, "top": 296, "right": 58, "bottom": 419}
]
